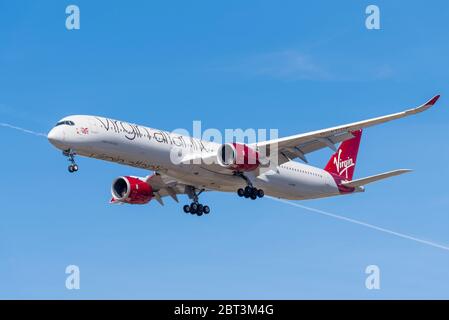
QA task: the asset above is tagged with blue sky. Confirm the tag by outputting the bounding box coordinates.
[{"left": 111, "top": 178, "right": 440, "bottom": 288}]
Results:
[{"left": 1, "top": 0, "right": 448, "bottom": 299}]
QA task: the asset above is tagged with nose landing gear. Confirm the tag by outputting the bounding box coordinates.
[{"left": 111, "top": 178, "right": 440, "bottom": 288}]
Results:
[
  {"left": 68, "top": 164, "right": 78, "bottom": 173},
  {"left": 183, "top": 188, "right": 210, "bottom": 216},
  {"left": 63, "top": 149, "right": 79, "bottom": 173}
]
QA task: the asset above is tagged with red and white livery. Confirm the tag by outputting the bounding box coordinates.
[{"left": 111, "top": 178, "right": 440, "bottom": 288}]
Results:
[{"left": 47, "top": 95, "right": 441, "bottom": 216}]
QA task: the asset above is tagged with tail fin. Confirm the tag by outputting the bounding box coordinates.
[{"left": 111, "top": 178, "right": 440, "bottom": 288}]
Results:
[{"left": 324, "top": 130, "right": 362, "bottom": 180}]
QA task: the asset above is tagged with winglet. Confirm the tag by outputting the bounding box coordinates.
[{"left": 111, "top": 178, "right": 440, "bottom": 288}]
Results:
[
  {"left": 405, "top": 95, "right": 440, "bottom": 116},
  {"left": 427, "top": 95, "right": 440, "bottom": 106}
]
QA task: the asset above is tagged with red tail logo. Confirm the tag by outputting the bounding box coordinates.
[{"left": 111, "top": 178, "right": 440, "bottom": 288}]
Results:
[{"left": 324, "top": 130, "right": 362, "bottom": 180}]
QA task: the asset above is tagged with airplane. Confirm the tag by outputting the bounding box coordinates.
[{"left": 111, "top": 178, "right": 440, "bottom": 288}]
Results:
[{"left": 47, "top": 95, "right": 440, "bottom": 216}]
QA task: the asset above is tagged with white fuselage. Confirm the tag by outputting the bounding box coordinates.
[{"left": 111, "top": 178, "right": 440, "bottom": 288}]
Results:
[{"left": 48, "top": 115, "right": 347, "bottom": 200}]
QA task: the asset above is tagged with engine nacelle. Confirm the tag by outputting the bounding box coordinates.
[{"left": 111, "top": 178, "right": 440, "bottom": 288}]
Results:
[
  {"left": 217, "top": 143, "right": 260, "bottom": 172},
  {"left": 111, "top": 176, "right": 153, "bottom": 204}
]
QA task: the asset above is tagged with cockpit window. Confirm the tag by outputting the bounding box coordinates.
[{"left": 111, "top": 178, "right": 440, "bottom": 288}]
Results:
[{"left": 55, "top": 120, "right": 75, "bottom": 127}]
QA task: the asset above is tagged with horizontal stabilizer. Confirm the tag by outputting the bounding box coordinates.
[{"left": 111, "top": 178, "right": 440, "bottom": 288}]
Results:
[{"left": 341, "top": 169, "right": 412, "bottom": 188}]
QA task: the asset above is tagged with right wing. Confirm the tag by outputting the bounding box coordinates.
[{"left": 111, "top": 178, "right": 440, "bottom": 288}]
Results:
[{"left": 253, "top": 95, "right": 440, "bottom": 165}]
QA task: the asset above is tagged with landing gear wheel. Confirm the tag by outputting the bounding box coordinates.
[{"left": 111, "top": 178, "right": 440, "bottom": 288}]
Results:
[
  {"left": 238, "top": 184, "right": 265, "bottom": 200},
  {"left": 185, "top": 202, "right": 210, "bottom": 216},
  {"left": 251, "top": 188, "right": 258, "bottom": 198},
  {"left": 190, "top": 203, "right": 198, "bottom": 214},
  {"left": 234, "top": 172, "right": 265, "bottom": 200},
  {"left": 184, "top": 187, "right": 209, "bottom": 216},
  {"left": 64, "top": 149, "right": 79, "bottom": 173}
]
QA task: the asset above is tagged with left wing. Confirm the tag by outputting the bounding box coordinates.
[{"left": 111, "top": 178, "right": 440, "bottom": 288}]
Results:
[
  {"left": 146, "top": 173, "right": 206, "bottom": 205},
  {"left": 253, "top": 95, "right": 440, "bottom": 165}
]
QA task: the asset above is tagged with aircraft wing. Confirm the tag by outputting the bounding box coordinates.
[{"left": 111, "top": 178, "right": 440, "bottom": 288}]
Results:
[
  {"left": 146, "top": 172, "right": 207, "bottom": 205},
  {"left": 253, "top": 95, "right": 440, "bottom": 165}
]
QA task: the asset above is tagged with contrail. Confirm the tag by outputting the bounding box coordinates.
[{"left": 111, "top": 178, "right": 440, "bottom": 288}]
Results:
[
  {"left": 2, "top": 121, "right": 447, "bottom": 253},
  {"left": 0, "top": 122, "right": 47, "bottom": 138},
  {"left": 269, "top": 197, "right": 449, "bottom": 252}
]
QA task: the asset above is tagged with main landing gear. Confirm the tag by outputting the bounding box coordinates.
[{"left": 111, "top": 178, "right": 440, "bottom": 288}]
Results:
[
  {"left": 235, "top": 172, "right": 264, "bottom": 200},
  {"left": 183, "top": 188, "right": 210, "bottom": 216},
  {"left": 63, "top": 149, "right": 79, "bottom": 173},
  {"left": 237, "top": 186, "right": 264, "bottom": 200}
]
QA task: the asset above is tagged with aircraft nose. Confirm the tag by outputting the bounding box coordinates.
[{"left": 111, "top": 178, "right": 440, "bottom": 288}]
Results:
[{"left": 47, "top": 127, "right": 65, "bottom": 146}]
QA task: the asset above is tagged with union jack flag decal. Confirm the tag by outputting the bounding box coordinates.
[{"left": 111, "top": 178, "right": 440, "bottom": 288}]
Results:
[{"left": 77, "top": 127, "right": 89, "bottom": 135}]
